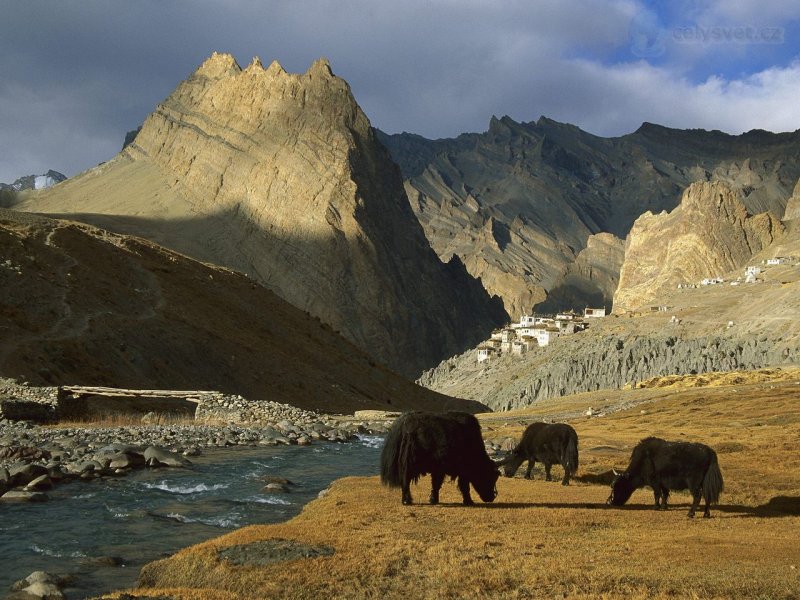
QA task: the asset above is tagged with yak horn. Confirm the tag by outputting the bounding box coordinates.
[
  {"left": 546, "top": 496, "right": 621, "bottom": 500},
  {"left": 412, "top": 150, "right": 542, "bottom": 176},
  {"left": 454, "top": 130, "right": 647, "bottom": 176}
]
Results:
[{"left": 612, "top": 468, "right": 620, "bottom": 476}]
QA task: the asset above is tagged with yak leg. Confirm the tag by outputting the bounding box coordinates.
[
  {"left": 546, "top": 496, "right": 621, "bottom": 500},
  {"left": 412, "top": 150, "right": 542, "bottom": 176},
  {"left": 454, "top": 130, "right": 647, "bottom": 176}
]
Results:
[
  {"left": 703, "top": 492, "right": 712, "bottom": 518},
  {"left": 544, "top": 463, "right": 553, "bottom": 482},
  {"left": 429, "top": 470, "right": 444, "bottom": 505},
  {"left": 654, "top": 488, "right": 669, "bottom": 510},
  {"left": 688, "top": 489, "right": 702, "bottom": 518},
  {"left": 457, "top": 476, "right": 474, "bottom": 506},
  {"left": 525, "top": 460, "right": 535, "bottom": 480},
  {"left": 401, "top": 478, "right": 413, "bottom": 506},
  {"left": 561, "top": 463, "right": 570, "bottom": 486}
]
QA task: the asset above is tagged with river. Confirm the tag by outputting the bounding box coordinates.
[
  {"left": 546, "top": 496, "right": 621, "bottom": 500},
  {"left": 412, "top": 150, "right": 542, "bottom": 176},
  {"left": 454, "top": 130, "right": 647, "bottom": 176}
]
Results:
[{"left": 0, "top": 436, "right": 382, "bottom": 598}]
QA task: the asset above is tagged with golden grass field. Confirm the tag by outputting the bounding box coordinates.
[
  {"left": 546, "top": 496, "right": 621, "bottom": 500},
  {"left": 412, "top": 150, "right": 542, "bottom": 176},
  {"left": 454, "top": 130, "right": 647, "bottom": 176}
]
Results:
[{"left": 101, "top": 368, "right": 800, "bottom": 599}]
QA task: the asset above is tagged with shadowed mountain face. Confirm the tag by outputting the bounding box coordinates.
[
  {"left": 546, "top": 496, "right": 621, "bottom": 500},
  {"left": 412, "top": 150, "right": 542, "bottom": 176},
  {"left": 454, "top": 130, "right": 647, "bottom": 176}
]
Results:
[
  {"left": 0, "top": 209, "right": 487, "bottom": 414},
  {"left": 19, "top": 53, "right": 505, "bottom": 378},
  {"left": 379, "top": 117, "right": 800, "bottom": 317}
]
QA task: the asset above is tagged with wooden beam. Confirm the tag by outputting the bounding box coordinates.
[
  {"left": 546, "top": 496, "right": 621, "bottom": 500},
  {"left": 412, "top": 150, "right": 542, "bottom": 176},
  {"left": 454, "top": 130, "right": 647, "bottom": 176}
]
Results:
[{"left": 59, "top": 385, "right": 220, "bottom": 400}]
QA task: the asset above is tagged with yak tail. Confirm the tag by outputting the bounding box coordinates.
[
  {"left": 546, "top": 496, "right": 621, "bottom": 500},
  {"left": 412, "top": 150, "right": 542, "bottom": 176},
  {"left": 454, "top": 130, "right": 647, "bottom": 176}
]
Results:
[
  {"left": 563, "top": 433, "right": 579, "bottom": 476},
  {"left": 380, "top": 420, "right": 411, "bottom": 488},
  {"left": 703, "top": 455, "right": 724, "bottom": 505}
]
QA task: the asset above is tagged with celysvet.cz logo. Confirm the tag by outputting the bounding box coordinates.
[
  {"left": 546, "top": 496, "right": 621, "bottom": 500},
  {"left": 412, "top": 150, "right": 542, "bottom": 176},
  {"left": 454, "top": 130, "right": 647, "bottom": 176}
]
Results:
[{"left": 673, "top": 25, "right": 784, "bottom": 44}]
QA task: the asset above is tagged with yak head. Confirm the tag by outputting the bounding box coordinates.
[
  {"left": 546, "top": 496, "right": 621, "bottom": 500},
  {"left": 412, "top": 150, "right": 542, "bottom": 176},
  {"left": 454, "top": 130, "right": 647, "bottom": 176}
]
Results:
[
  {"left": 494, "top": 451, "right": 524, "bottom": 478},
  {"left": 474, "top": 461, "right": 501, "bottom": 503},
  {"left": 607, "top": 469, "right": 635, "bottom": 506}
]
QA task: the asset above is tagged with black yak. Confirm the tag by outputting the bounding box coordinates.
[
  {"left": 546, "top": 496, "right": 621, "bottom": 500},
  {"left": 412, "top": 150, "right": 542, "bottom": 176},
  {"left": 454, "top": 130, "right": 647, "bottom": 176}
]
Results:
[
  {"left": 380, "top": 411, "right": 500, "bottom": 506},
  {"left": 496, "top": 422, "right": 579, "bottom": 485},
  {"left": 608, "top": 436, "right": 724, "bottom": 518}
]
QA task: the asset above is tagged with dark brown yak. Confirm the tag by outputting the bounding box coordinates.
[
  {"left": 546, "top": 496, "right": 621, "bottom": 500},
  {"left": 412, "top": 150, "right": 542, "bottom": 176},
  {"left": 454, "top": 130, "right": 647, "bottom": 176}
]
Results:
[
  {"left": 380, "top": 411, "right": 499, "bottom": 505},
  {"left": 608, "top": 436, "right": 724, "bottom": 518},
  {"left": 496, "top": 422, "right": 579, "bottom": 485}
]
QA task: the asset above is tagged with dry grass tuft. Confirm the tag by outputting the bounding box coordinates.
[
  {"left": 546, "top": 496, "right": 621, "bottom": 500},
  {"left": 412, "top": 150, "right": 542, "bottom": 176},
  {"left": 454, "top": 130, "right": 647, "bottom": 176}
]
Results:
[
  {"left": 99, "top": 370, "right": 800, "bottom": 599},
  {"left": 45, "top": 412, "right": 197, "bottom": 429}
]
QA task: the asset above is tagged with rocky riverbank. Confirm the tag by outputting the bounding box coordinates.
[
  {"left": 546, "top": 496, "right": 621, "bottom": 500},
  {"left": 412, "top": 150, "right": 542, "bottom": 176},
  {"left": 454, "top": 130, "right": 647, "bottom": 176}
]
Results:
[{"left": 0, "top": 380, "right": 396, "bottom": 505}]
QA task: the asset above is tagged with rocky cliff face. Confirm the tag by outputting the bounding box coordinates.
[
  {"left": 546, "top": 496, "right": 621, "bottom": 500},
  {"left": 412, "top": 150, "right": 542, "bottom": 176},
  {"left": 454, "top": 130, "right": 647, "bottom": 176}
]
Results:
[
  {"left": 380, "top": 118, "right": 800, "bottom": 317},
  {"left": 21, "top": 53, "right": 505, "bottom": 377},
  {"left": 614, "top": 181, "right": 784, "bottom": 312},
  {"left": 784, "top": 179, "right": 800, "bottom": 221},
  {"left": 0, "top": 209, "right": 486, "bottom": 414},
  {"left": 419, "top": 332, "right": 798, "bottom": 411}
]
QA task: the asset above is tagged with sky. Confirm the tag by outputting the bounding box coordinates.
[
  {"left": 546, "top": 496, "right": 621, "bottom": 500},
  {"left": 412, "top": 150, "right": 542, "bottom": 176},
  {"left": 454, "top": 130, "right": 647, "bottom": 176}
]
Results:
[{"left": 1, "top": 0, "right": 799, "bottom": 182}]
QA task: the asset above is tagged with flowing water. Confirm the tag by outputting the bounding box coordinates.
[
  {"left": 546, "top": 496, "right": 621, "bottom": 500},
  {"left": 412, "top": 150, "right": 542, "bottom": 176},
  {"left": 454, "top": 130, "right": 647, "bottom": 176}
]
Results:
[{"left": 0, "top": 436, "right": 382, "bottom": 599}]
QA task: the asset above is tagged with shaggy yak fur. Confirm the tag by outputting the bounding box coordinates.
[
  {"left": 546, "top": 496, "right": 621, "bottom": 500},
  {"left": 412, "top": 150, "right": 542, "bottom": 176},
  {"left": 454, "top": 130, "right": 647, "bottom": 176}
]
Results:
[
  {"left": 380, "top": 411, "right": 499, "bottom": 506},
  {"left": 497, "top": 422, "right": 579, "bottom": 485},
  {"left": 608, "top": 436, "right": 724, "bottom": 518}
]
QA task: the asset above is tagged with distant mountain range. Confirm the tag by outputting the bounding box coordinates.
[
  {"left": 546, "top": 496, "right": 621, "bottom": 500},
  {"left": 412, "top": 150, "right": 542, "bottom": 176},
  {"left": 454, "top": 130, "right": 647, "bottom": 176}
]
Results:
[
  {"left": 0, "top": 169, "right": 66, "bottom": 192},
  {"left": 379, "top": 118, "right": 800, "bottom": 316},
  {"left": 9, "top": 52, "right": 800, "bottom": 402}
]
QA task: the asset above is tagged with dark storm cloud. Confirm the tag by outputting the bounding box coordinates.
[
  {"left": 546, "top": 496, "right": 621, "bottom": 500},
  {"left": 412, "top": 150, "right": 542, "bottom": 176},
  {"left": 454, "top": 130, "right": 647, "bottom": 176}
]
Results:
[{"left": 1, "top": 0, "right": 799, "bottom": 182}]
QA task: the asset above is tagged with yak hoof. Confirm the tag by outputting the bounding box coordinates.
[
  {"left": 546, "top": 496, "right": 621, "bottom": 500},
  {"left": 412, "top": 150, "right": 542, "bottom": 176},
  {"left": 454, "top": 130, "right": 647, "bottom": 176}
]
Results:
[
  {"left": 687, "top": 511, "right": 695, "bottom": 518},
  {"left": 561, "top": 480, "right": 569, "bottom": 486},
  {"left": 463, "top": 499, "right": 475, "bottom": 506},
  {"left": 402, "top": 498, "right": 413, "bottom": 506},
  {"left": 429, "top": 498, "right": 439, "bottom": 505}
]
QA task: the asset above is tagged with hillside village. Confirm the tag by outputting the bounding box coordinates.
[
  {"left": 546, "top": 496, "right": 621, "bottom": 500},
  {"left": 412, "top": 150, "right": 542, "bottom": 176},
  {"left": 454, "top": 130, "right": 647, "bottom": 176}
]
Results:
[
  {"left": 477, "top": 307, "right": 606, "bottom": 362},
  {"left": 678, "top": 256, "right": 798, "bottom": 289}
]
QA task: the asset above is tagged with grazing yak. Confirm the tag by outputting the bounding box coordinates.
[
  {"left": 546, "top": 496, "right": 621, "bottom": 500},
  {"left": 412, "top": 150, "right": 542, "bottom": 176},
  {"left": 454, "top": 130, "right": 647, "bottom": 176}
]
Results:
[
  {"left": 608, "top": 436, "right": 724, "bottom": 518},
  {"left": 380, "top": 411, "right": 500, "bottom": 506},
  {"left": 496, "top": 423, "right": 579, "bottom": 485}
]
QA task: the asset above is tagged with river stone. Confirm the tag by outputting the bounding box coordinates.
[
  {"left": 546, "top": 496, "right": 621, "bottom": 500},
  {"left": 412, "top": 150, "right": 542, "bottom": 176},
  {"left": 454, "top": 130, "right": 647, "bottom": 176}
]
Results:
[
  {"left": 143, "top": 446, "right": 192, "bottom": 468},
  {"left": 107, "top": 451, "right": 146, "bottom": 470},
  {"left": 218, "top": 539, "right": 334, "bottom": 567},
  {"left": 7, "top": 462, "right": 49, "bottom": 486},
  {"left": 14, "top": 571, "right": 57, "bottom": 588},
  {"left": 262, "top": 483, "right": 289, "bottom": 493},
  {"left": 1, "top": 490, "right": 48, "bottom": 502},
  {"left": 21, "top": 581, "right": 64, "bottom": 599},
  {"left": 24, "top": 474, "right": 53, "bottom": 490}
]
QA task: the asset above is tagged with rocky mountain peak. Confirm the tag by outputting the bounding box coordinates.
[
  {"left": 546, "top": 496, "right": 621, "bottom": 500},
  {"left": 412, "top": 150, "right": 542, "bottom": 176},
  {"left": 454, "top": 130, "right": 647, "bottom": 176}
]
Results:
[
  {"left": 25, "top": 52, "right": 504, "bottom": 376},
  {"left": 265, "top": 59, "right": 286, "bottom": 77},
  {"left": 614, "top": 180, "right": 785, "bottom": 312},
  {"left": 308, "top": 56, "right": 334, "bottom": 78},
  {"left": 196, "top": 51, "right": 242, "bottom": 78},
  {"left": 245, "top": 56, "right": 264, "bottom": 71}
]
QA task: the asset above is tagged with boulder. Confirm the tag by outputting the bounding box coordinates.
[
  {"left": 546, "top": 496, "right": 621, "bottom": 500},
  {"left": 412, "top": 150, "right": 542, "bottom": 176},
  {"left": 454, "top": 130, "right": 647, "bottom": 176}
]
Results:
[
  {"left": 1, "top": 490, "right": 49, "bottom": 502},
  {"left": 143, "top": 446, "right": 192, "bottom": 468},
  {"left": 24, "top": 474, "right": 53, "bottom": 491},
  {"left": 107, "top": 451, "right": 146, "bottom": 470},
  {"left": 7, "top": 462, "right": 49, "bottom": 486}
]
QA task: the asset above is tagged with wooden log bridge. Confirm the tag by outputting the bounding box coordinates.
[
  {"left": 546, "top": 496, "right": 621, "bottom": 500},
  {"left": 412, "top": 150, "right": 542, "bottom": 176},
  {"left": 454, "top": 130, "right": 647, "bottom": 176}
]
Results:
[{"left": 58, "top": 385, "right": 221, "bottom": 403}]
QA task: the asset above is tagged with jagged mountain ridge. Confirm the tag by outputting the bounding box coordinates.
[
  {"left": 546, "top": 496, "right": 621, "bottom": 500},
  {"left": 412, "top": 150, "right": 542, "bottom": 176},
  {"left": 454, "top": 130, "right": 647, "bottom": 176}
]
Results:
[
  {"left": 0, "top": 209, "right": 486, "bottom": 414},
  {"left": 19, "top": 53, "right": 505, "bottom": 377},
  {"left": 379, "top": 117, "right": 800, "bottom": 317}
]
